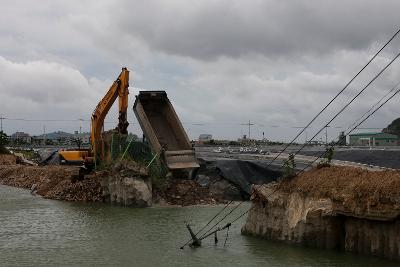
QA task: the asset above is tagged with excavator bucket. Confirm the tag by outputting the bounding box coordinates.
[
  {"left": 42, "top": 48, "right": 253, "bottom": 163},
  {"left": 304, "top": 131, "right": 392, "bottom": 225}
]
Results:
[{"left": 133, "top": 91, "right": 199, "bottom": 171}]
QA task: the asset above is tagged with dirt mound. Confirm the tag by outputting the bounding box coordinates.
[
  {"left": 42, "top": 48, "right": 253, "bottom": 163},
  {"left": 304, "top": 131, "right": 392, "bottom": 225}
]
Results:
[
  {"left": 280, "top": 166, "right": 400, "bottom": 200},
  {"left": 45, "top": 176, "right": 102, "bottom": 202},
  {"left": 0, "top": 164, "right": 102, "bottom": 202},
  {"left": 155, "top": 179, "right": 226, "bottom": 206},
  {"left": 111, "top": 160, "right": 223, "bottom": 206},
  {"left": 271, "top": 166, "right": 400, "bottom": 219},
  {"left": 0, "top": 154, "right": 17, "bottom": 165},
  {"left": 111, "top": 159, "right": 148, "bottom": 177},
  {"left": 0, "top": 155, "right": 227, "bottom": 206}
]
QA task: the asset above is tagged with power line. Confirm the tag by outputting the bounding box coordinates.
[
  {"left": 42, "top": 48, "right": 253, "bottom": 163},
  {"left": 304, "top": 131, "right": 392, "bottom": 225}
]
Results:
[
  {"left": 180, "top": 29, "right": 400, "bottom": 246},
  {"left": 291, "top": 51, "right": 400, "bottom": 157},
  {"left": 179, "top": 200, "right": 234, "bottom": 249},
  {"left": 3, "top": 117, "right": 119, "bottom": 124},
  {"left": 2, "top": 116, "right": 381, "bottom": 129},
  {"left": 264, "top": 27, "right": 400, "bottom": 168},
  {"left": 225, "top": 77, "right": 400, "bottom": 229},
  {"left": 345, "top": 79, "right": 400, "bottom": 134},
  {"left": 240, "top": 120, "right": 254, "bottom": 139},
  {"left": 298, "top": 81, "right": 400, "bottom": 175}
]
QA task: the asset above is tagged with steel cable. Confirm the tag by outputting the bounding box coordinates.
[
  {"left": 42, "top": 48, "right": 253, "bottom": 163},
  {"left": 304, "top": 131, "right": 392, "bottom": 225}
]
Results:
[
  {"left": 291, "top": 51, "right": 400, "bottom": 158},
  {"left": 265, "top": 28, "right": 400, "bottom": 168},
  {"left": 228, "top": 84, "right": 400, "bottom": 225},
  {"left": 179, "top": 28, "right": 400, "bottom": 248}
]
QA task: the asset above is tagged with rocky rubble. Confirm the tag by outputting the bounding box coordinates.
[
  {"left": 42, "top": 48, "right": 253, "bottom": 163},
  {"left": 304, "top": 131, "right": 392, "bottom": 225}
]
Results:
[
  {"left": 154, "top": 179, "right": 224, "bottom": 206},
  {"left": 97, "top": 160, "right": 152, "bottom": 207}
]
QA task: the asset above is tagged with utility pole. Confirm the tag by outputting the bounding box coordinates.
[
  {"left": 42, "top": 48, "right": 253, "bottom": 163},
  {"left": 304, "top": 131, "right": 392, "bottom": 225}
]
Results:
[
  {"left": 0, "top": 114, "right": 4, "bottom": 132},
  {"left": 43, "top": 125, "right": 46, "bottom": 146},
  {"left": 241, "top": 120, "right": 254, "bottom": 139},
  {"left": 325, "top": 125, "right": 330, "bottom": 145},
  {"left": 78, "top": 118, "right": 84, "bottom": 134}
]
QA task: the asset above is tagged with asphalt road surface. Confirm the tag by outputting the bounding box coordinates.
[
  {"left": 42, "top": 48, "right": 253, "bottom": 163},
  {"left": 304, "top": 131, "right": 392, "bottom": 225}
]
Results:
[{"left": 196, "top": 146, "right": 400, "bottom": 170}]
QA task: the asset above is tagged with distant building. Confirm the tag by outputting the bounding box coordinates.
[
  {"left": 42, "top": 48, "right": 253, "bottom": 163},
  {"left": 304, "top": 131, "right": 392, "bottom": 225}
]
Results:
[
  {"left": 308, "top": 140, "right": 323, "bottom": 145},
  {"left": 74, "top": 131, "right": 91, "bottom": 145},
  {"left": 35, "top": 131, "right": 74, "bottom": 145},
  {"left": 198, "top": 134, "right": 212, "bottom": 143},
  {"left": 349, "top": 132, "right": 399, "bottom": 146},
  {"left": 46, "top": 131, "right": 73, "bottom": 141},
  {"left": 10, "top": 132, "right": 31, "bottom": 143},
  {"left": 39, "top": 131, "right": 73, "bottom": 144}
]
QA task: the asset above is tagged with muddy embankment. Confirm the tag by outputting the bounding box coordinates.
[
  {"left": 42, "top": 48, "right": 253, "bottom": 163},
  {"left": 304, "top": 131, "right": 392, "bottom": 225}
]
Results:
[
  {"left": 0, "top": 154, "right": 103, "bottom": 201},
  {"left": 0, "top": 154, "right": 230, "bottom": 207},
  {"left": 242, "top": 166, "right": 400, "bottom": 259}
]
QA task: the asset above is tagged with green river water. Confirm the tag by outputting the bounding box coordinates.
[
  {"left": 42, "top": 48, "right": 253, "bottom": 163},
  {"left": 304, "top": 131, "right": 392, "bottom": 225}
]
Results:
[{"left": 0, "top": 185, "right": 398, "bottom": 267}]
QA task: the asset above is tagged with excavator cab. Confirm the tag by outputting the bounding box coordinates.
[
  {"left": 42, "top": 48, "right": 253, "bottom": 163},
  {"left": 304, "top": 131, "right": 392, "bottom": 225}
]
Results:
[{"left": 59, "top": 68, "right": 130, "bottom": 168}]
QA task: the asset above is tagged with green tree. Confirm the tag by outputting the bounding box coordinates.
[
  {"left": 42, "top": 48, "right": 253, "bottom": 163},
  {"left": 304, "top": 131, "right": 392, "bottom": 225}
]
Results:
[
  {"left": 337, "top": 131, "right": 346, "bottom": 146},
  {"left": 326, "top": 147, "right": 334, "bottom": 164},
  {"left": 0, "top": 131, "right": 9, "bottom": 154},
  {"left": 318, "top": 147, "right": 334, "bottom": 168},
  {"left": 283, "top": 153, "right": 296, "bottom": 178},
  {"left": 45, "top": 139, "right": 54, "bottom": 146},
  {"left": 73, "top": 137, "right": 82, "bottom": 149},
  {"left": 383, "top": 118, "right": 400, "bottom": 135},
  {"left": 127, "top": 133, "right": 138, "bottom": 142}
]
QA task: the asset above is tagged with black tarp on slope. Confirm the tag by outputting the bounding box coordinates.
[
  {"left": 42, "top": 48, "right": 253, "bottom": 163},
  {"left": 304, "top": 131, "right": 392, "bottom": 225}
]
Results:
[
  {"left": 215, "top": 160, "right": 282, "bottom": 196},
  {"left": 38, "top": 150, "right": 59, "bottom": 165}
]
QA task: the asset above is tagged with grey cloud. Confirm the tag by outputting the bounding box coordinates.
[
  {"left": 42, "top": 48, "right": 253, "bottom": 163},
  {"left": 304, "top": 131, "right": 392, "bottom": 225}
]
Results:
[
  {"left": 1, "top": 0, "right": 400, "bottom": 141},
  {"left": 116, "top": 0, "right": 400, "bottom": 60},
  {"left": 162, "top": 50, "right": 400, "bottom": 140},
  {"left": 0, "top": 56, "right": 120, "bottom": 133}
]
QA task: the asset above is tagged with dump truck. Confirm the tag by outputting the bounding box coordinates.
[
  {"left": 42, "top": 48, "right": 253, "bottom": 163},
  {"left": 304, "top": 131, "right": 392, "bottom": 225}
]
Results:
[{"left": 133, "top": 91, "right": 199, "bottom": 176}]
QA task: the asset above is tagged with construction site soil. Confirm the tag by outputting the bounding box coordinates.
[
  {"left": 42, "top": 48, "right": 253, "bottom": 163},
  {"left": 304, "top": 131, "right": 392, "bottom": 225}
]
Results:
[
  {"left": 0, "top": 154, "right": 222, "bottom": 206},
  {"left": 4, "top": 151, "right": 398, "bottom": 211},
  {"left": 243, "top": 165, "right": 400, "bottom": 259},
  {"left": 0, "top": 156, "right": 102, "bottom": 202},
  {"left": 154, "top": 179, "right": 224, "bottom": 206},
  {"left": 0, "top": 154, "right": 19, "bottom": 165},
  {"left": 273, "top": 165, "right": 400, "bottom": 219}
]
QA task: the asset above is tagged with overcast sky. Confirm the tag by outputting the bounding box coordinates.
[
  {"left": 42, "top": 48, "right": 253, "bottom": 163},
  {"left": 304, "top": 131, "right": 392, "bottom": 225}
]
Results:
[{"left": 1, "top": 0, "right": 400, "bottom": 142}]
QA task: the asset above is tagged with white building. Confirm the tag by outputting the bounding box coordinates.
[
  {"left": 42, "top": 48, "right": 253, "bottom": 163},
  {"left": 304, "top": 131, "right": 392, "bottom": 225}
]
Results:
[
  {"left": 198, "top": 134, "right": 212, "bottom": 143},
  {"left": 10, "top": 132, "right": 31, "bottom": 143}
]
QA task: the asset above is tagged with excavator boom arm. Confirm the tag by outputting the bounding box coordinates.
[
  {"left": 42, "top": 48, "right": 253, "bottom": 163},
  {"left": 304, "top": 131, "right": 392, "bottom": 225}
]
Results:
[{"left": 91, "top": 68, "right": 130, "bottom": 159}]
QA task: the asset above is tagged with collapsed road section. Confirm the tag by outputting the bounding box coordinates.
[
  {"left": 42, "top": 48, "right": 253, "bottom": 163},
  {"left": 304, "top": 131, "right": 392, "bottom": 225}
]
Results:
[{"left": 241, "top": 165, "right": 400, "bottom": 259}]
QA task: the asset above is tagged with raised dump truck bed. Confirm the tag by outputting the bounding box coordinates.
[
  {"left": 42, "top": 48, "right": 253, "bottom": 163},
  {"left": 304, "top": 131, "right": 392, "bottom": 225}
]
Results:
[{"left": 133, "top": 91, "right": 199, "bottom": 170}]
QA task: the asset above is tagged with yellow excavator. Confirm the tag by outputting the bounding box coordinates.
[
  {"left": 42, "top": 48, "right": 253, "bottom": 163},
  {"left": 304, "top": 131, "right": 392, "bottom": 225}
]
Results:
[{"left": 59, "top": 68, "right": 130, "bottom": 169}]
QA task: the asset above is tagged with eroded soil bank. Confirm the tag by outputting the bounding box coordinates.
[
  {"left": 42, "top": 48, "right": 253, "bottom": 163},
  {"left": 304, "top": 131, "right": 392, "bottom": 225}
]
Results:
[
  {"left": 0, "top": 154, "right": 226, "bottom": 206},
  {"left": 0, "top": 155, "right": 102, "bottom": 201},
  {"left": 242, "top": 166, "right": 400, "bottom": 260}
]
